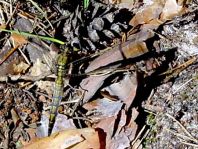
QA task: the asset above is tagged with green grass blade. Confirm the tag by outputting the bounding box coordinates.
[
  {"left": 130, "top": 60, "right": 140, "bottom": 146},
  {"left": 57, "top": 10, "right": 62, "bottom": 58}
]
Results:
[
  {"left": 84, "top": 0, "right": 89, "bottom": 9},
  {"left": 0, "top": 28, "right": 65, "bottom": 45}
]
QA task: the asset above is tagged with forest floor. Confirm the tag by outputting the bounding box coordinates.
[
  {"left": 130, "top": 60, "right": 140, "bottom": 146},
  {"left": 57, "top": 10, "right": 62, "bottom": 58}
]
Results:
[{"left": 0, "top": 0, "right": 197, "bottom": 149}]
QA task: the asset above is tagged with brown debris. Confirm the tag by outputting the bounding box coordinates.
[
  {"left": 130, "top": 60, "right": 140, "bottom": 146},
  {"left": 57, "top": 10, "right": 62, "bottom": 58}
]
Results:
[{"left": 0, "top": 0, "right": 197, "bottom": 148}]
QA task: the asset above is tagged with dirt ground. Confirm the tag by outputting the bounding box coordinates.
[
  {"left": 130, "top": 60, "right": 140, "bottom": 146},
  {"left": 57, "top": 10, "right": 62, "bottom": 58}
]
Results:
[{"left": 0, "top": 0, "right": 197, "bottom": 149}]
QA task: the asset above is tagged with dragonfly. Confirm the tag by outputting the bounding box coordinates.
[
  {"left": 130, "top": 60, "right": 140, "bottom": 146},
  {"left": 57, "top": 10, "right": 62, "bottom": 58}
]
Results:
[{"left": 48, "top": 48, "right": 69, "bottom": 135}]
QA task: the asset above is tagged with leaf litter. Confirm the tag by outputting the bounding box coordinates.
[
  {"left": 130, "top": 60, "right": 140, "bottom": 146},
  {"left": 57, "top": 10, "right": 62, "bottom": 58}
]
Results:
[{"left": 0, "top": 0, "right": 197, "bottom": 149}]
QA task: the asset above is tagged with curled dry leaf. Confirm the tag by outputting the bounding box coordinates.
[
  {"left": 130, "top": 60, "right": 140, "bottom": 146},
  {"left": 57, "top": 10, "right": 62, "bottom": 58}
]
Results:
[
  {"left": 130, "top": 0, "right": 185, "bottom": 27},
  {"left": 23, "top": 128, "right": 101, "bottom": 149},
  {"left": 108, "top": 131, "right": 131, "bottom": 149},
  {"left": 103, "top": 73, "right": 138, "bottom": 109},
  {"left": 81, "top": 75, "right": 109, "bottom": 103},
  {"left": 83, "top": 98, "right": 123, "bottom": 120},
  {"left": 113, "top": 109, "right": 127, "bottom": 137},
  {"left": 110, "top": 109, "right": 138, "bottom": 149},
  {"left": 80, "top": 41, "right": 148, "bottom": 103},
  {"left": 94, "top": 116, "right": 117, "bottom": 140}
]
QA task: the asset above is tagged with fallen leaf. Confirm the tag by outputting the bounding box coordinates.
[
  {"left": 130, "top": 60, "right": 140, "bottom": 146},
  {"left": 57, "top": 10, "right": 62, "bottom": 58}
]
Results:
[
  {"left": 80, "top": 42, "right": 148, "bottom": 103},
  {"left": 11, "top": 33, "right": 28, "bottom": 46},
  {"left": 52, "top": 114, "right": 76, "bottom": 134},
  {"left": 0, "top": 45, "right": 20, "bottom": 65},
  {"left": 108, "top": 131, "right": 130, "bottom": 149},
  {"left": 130, "top": 0, "right": 185, "bottom": 29},
  {"left": 13, "top": 61, "right": 29, "bottom": 74},
  {"left": 160, "top": 0, "right": 183, "bottom": 21},
  {"left": 103, "top": 74, "right": 138, "bottom": 109},
  {"left": 80, "top": 75, "right": 110, "bottom": 103},
  {"left": 29, "top": 58, "right": 50, "bottom": 76},
  {"left": 130, "top": 1, "right": 164, "bottom": 27},
  {"left": 86, "top": 42, "right": 148, "bottom": 73},
  {"left": 94, "top": 116, "right": 117, "bottom": 138},
  {"left": 83, "top": 98, "right": 123, "bottom": 120},
  {"left": 23, "top": 128, "right": 101, "bottom": 149},
  {"left": 36, "top": 80, "right": 54, "bottom": 96}
]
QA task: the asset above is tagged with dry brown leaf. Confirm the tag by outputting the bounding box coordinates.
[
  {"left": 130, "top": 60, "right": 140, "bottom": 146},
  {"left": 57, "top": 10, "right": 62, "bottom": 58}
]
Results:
[
  {"left": 70, "top": 129, "right": 103, "bottom": 149},
  {"left": 86, "top": 42, "right": 148, "bottom": 73},
  {"left": 130, "top": 0, "right": 185, "bottom": 28},
  {"left": 81, "top": 75, "right": 110, "bottom": 103},
  {"left": 11, "top": 33, "right": 28, "bottom": 46},
  {"left": 0, "top": 44, "right": 24, "bottom": 75},
  {"left": 114, "top": 109, "right": 127, "bottom": 137},
  {"left": 52, "top": 114, "right": 76, "bottom": 134},
  {"left": 0, "top": 45, "right": 20, "bottom": 65},
  {"left": 125, "top": 108, "right": 139, "bottom": 140},
  {"left": 116, "top": 0, "right": 135, "bottom": 9},
  {"left": 29, "top": 59, "right": 50, "bottom": 76},
  {"left": 36, "top": 80, "right": 54, "bottom": 96},
  {"left": 94, "top": 108, "right": 138, "bottom": 149},
  {"left": 83, "top": 98, "right": 123, "bottom": 121},
  {"left": 23, "top": 128, "right": 101, "bottom": 149},
  {"left": 103, "top": 74, "right": 138, "bottom": 109},
  {"left": 20, "top": 128, "right": 37, "bottom": 147},
  {"left": 94, "top": 116, "right": 116, "bottom": 138},
  {"left": 80, "top": 42, "right": 148, "bottom": 103},
  {"left": 107, "top": 109, "right": 138, "bottom": 149},
  {"left": 130, "top": 1, "right": 164, "bottom": 27},
  {"left": 13, "top": 61, "right": 29, "bottom": 74},
  {"left": 108, "top": 131, "right": 131, "bottom": 149},
  {"left": 160, "top": 0, "right": 183, "bottom": 21}
]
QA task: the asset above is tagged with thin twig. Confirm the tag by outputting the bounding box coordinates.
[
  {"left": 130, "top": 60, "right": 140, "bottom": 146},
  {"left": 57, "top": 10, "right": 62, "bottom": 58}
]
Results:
[
  {"left": 165, "top": 128, "right": 196, "bottom": 143},
  {"left": 166, "top": 113, "right": 198, "bottom": 143},
  {"left": 180, "top": 141, "right": 198, "bottom": 148},
  {"left": 134, "top": 129, "right": 150, "bottom": 149},
  {"left": 61, "top": 99, "right": 80, "bottom": 105},
  {"left": 173, "top": 78, "right": 193, "bottom": 94},
  {"left": 0, "top": 5, "right": 6, "bottom": 24},
  {"left": 18, "top": 45, "right": 31, "bottom": 65},
  {"left": 6, "top": 1, "right": 18, "bottom": 25},
  {"left": 28, "top": 0, "right": 53, "bottom": 30},
  {"left": 74, "top": 113, "right": 82, "bottom": 128},
  {"left": 131, "top": 125, "right": 147, "bottom": 146}
]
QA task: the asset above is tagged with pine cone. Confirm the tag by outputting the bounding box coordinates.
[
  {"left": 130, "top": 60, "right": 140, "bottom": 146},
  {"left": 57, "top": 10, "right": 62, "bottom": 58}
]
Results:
[{"left": 63, "top": 0, "right": 133, "bottom": 51}]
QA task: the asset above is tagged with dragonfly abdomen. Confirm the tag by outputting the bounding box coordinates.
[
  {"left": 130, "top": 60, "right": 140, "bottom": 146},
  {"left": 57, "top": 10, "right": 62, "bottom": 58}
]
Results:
[{"left": 48, "top": 51, "right": 68, "bottom": 135}]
